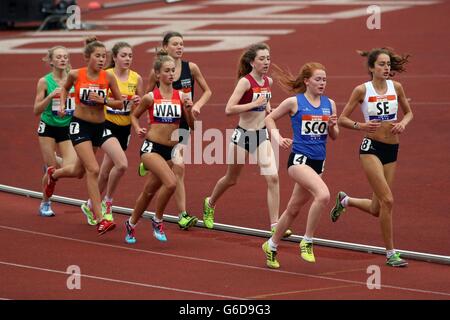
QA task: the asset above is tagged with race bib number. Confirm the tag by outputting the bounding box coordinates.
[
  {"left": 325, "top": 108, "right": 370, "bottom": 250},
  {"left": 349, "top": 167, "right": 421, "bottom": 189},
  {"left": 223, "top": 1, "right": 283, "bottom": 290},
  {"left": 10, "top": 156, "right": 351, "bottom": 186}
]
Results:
[
  {"left": 360, "top": 138, "right": 372, "bottom": 151},
  {"left": 153, "top": 100, "right": 182, "bottom": 123},
  {"left": 293, "top": 153, "right": 307, "bottom": 165},
  {"left": 301, "top": 115, "right": 329, "bottom": 140},
  {"left": 69, "top": 122, "right": 80, "bottom": 135},
  {"left": 140, "top": 140, "right": 153, "bottom": 153},
  {"left": 251, "top": 87, "right": 271, "bottom": 112},
  {"left": 263, "top": 128, "right": 269, "bottom": 140},
  {"left": 37, "top": 121, "right": 45, "bottom": 133},
  {"left": 106, "top": 94, "right": 133, "bottom": 115},
  {"left": 367, "top": 95, "right": 398, "bottom": 121},
  {"left": 79, "top": 86, "right": 107, "bottom": 106},
  {"left": 126, "top": 134, "right": 131, "bottom": 148},
  {"left": 102, "top": 128, "right": 112, "bottom": 137},
  {"left": 52, "top": 92, "right": 75, "bottom": 115},
  {"left": 181, "top": 87, "right": 192, "bottom": 101},
  {"left": 231, "top": 128, "right": 242, "bottom": 143}
]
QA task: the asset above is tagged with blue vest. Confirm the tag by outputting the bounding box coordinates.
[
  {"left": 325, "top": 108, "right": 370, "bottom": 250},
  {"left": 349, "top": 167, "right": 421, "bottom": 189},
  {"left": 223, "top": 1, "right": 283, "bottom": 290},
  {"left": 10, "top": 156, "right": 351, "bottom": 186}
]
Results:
[{"left": 290, "top": 94, "right": 332, "bottom": 160}]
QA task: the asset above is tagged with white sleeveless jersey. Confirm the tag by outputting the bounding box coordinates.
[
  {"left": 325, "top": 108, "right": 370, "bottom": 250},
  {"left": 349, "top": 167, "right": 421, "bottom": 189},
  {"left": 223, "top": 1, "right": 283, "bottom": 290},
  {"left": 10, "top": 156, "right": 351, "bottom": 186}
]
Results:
[{"left": 361, "top": 80, "right": 398, "bottom": 122}]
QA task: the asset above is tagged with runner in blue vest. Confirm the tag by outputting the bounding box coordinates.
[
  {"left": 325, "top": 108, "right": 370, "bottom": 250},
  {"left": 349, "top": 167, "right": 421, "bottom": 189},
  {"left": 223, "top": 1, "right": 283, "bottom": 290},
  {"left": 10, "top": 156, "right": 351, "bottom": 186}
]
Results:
[{"left": 262, "top": 62, "right": 339, "bottom": 269}]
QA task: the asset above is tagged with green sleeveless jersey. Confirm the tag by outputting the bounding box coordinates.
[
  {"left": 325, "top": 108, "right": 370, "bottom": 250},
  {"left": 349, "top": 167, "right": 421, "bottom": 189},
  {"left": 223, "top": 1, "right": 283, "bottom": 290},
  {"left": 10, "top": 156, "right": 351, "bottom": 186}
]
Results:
[{"left": 40, "top": 73, "right": 74, "bottom": 127}]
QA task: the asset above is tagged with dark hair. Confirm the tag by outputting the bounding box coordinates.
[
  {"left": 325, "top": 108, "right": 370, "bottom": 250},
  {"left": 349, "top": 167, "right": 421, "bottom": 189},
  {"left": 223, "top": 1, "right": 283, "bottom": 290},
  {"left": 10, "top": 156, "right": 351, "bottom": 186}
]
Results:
[
  {"left": 272, "top": 62, "right": 326, "bottom": 94},
  {"left": 83, "top": 35, "right": 105, "bottom": 58},
  {"left": 162, "top": 31, "right": 183, "bottom": 46},
  {"left": 153, "top": 48, "right": 174, "bottom": 72},
  {"left": 106, "top": 41, "right": 132, "bottom": 69},
  {"left": 358, "top": 47, "right": 410, "bottom": 77},
  {"left": 237, "top": 43, "right": 270, "bottom": 79}
]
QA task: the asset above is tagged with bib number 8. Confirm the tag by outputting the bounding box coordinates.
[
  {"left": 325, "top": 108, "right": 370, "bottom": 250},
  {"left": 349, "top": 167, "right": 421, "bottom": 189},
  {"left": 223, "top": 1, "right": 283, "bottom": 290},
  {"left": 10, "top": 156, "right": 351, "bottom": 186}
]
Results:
[
  {"left": 360, "top": 138, "right": 371, "bottom": 151},
  {"left": 37, "top": 121, "right": 46, "bottom": 134}
]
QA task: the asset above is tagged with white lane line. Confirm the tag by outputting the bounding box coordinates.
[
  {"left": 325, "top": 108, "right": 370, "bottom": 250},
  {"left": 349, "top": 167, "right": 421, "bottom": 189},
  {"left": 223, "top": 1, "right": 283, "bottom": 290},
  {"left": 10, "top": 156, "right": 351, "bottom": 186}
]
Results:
[
  {"left": 0, "top": 261, "right": 246, "bottom": 300},
  {"left": 1, "top": 225, "right": 449, "bottom": 297}
]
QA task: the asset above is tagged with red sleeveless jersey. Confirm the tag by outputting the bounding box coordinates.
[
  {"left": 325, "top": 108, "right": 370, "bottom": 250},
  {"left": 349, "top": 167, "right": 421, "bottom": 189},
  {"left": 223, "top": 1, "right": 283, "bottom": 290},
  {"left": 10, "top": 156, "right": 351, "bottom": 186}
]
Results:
[
  {"left": 148, "top": 88, "right": 183, "bottom": 124},
  {"left": 238, "top": 74, "right": 271, "bottom": 112}
]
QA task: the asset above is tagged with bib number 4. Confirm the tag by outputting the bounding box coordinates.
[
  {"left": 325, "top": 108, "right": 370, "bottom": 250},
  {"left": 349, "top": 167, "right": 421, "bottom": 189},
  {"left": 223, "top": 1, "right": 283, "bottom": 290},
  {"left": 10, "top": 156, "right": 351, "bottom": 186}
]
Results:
[{"left": 293, "top": 154, "right": 307, "bottom": 165}]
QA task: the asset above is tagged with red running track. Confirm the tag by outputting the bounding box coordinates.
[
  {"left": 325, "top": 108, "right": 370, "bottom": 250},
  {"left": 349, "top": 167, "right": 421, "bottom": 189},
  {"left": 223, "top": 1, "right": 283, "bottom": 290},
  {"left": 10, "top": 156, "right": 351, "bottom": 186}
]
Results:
[
  {"left": 0, "top": 192, "right": 449, "bottom": 301},
  {"left": 0, "top": 0, "right": 449, "bottom": 302}
]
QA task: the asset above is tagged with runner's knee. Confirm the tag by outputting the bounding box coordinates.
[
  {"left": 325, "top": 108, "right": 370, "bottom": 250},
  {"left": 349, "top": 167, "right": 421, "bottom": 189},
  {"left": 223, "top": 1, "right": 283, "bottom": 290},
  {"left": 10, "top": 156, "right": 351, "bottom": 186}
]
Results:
[
  {"left": 312, "top": 191, "right": 330, "bottom": 209},
  {"left": 265, "top": 174, "right": 279, "bottom": 187}
]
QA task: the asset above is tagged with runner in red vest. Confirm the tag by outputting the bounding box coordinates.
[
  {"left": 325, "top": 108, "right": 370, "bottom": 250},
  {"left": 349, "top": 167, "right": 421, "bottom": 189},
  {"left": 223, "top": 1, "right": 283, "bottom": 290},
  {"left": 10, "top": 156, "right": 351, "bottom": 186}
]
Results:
[{"left": 125, "top": 50, "right": 194, "bottom": 244}]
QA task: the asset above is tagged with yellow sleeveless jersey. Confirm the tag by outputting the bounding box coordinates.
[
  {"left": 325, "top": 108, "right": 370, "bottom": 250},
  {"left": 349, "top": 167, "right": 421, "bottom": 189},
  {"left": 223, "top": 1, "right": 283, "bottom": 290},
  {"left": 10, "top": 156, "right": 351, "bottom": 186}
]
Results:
[{"left": 104, "top": 68, "right": 140, "bottom": 126}]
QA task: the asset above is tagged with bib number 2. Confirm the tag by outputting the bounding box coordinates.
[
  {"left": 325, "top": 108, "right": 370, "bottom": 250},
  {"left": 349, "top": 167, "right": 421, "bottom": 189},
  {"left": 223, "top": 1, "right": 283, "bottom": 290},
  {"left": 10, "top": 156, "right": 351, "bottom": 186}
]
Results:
[{"left": 140, "top": 140, "right": 153, "bottom": 153}]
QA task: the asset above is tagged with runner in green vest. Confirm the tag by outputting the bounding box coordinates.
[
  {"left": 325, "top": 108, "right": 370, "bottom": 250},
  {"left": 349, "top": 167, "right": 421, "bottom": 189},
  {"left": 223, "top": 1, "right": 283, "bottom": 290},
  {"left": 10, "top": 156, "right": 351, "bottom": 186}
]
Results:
[{"left": 33, "top": 46, "right": 76, "bottom": 216}]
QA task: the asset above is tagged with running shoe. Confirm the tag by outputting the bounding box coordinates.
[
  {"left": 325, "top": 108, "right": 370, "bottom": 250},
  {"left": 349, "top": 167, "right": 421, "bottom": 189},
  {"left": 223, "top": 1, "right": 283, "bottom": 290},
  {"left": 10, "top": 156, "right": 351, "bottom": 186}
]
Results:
[
  {"left": 271, "top": 226, "right": 293, "bottom": 238},
  {"left": 81, "top": 202, "right": 97, "bottom": 226},
  {"left": 39, "top": 201, "right": 55, "bottom": 217},
  {"left": 330, "top": 191, "right": 347, "bottom": 222},
  {"left": 300, "top": 239, "right": 315, "bottom": 263},
  {"left": 178, "top": 212, "right": 198, "bottom": 230},
  {"left": 97, "top": 219, "right": 116, "bottom": 235},
  {"left": 262, "top": 241, "right": 280, "bottom": 269},
  {"left": 125, "top": 220, "right": 136, "bottom": 244},
  {"left": 203, "top": 197, "right": 215, "bottom": 229},
  {"left": 138, "top": 162, "right": 148, "bottom": 177},
  {"left": 386, "top": 252, "right": 408, "bottom": 267},
  {"left": 102, "top": 200, "right": 114, "bottom": 222},
  {"left": 151, "top": 217, "right": 167, "bottom": 242},
  {"left": 44, "top": 166, "right": 57, "bottom": 198}
]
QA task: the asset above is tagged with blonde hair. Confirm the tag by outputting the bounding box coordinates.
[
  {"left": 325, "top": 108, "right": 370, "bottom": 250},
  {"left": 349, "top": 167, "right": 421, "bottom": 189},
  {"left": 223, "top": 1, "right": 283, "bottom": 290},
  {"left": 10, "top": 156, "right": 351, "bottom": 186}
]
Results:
[
  {"left": 42, "top": 45, "right": 71, "bottom": 73},
  {"left": 153, "top": 48, "right": 174, "bottom": 72},
  {"left": 272, "top": 62, "right": 326, "bottom": 94}
]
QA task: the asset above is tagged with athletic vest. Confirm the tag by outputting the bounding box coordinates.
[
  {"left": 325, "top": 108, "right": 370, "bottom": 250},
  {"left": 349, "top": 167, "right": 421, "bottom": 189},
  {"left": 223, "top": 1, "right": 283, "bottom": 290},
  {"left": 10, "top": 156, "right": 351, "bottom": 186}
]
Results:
[
  {"left": 238, "top": 74, "right": 271, "bottom": 112},
  {"left": 361, "top": 80, "right": 398, "bottom": 122},
  {"left": 40, "top": 72, "right": 74, "bottom": 127},
  {"left": 75, "top": 67, "right": 108, "bottom": 107},
  {"left": 147, "top": 88, "right": 183, "bottom": 124},
  {"left": 172, "top": 60, "right": 195, "bottom": 101},
  {"left": 104, "top": 68, "right": 140, "bottom": 126},
  {"left": 291, "top": 94, "right": 332, "bottom": 160}
]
